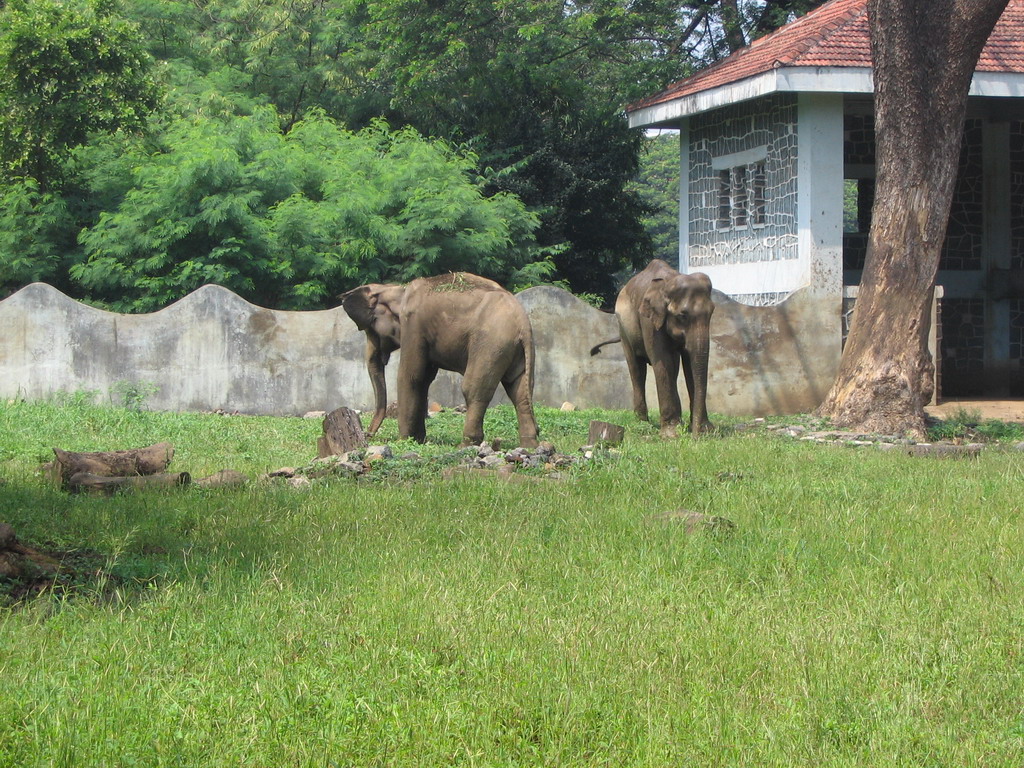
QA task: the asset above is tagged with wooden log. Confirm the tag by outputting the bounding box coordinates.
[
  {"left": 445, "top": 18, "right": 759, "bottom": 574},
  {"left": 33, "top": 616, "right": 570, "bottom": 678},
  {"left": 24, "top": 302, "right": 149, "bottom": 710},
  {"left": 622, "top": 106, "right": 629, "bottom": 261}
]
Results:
[
  {"left": 51, "top": 442, "right": 175, "bottom": 488},
  {"left": 67, "top": 471, "right": 191, "bottom": 495},
  {"left": 318, "top": 407, "right": 367, "bottom": 458},
  {"left": 588, "top": 420, "right": 625, "bottom": 446}
]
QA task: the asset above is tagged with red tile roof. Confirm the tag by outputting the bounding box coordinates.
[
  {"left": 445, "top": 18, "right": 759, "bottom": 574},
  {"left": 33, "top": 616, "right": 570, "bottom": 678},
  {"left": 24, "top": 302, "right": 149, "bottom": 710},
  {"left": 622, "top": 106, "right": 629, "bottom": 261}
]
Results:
[{"left": 630, "top": 0, "right": 1024, "bottom": 112}]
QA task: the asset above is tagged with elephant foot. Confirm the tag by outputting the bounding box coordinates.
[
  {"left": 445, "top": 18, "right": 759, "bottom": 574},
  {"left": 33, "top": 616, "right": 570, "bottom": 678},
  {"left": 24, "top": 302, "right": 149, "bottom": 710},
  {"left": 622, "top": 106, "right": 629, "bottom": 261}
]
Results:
[{"left": 659, "top": 424, "right": 679, "bottom": 439}]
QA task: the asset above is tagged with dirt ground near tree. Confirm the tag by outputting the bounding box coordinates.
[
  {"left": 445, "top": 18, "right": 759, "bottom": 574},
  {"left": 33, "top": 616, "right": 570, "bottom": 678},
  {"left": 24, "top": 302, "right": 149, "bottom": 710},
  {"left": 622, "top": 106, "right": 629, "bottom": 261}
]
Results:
[{"left": 926, "top": 399, "right": 1024, "bottom": 423}]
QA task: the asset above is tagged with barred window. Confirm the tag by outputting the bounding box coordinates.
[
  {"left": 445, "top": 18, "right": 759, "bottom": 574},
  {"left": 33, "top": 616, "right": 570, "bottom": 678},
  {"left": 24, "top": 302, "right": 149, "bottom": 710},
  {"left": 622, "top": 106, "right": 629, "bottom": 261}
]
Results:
[{"left": 713, "top": 148, "right": 767, "bottom": 232}]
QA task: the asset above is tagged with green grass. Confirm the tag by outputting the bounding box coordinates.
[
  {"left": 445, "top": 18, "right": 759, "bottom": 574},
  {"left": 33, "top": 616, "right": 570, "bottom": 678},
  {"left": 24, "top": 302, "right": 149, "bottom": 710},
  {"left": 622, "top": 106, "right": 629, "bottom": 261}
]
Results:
[{"left": 1, "top": 399, "right": 1024, "bottom": 765}]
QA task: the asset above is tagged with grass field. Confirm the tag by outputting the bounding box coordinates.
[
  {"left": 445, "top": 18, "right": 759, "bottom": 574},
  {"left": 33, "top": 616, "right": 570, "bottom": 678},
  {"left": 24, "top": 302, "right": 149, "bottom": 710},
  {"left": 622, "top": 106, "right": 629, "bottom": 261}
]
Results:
[{"left": 1, "top": 398, "right": 1023, "bottom": 766}]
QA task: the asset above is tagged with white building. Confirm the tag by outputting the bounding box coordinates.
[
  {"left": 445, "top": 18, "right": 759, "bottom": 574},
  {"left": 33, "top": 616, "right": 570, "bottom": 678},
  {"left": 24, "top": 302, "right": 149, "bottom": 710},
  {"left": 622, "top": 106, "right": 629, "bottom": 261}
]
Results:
[{"left": 627, "top": 0, "right": 1024, "bottom": 399}]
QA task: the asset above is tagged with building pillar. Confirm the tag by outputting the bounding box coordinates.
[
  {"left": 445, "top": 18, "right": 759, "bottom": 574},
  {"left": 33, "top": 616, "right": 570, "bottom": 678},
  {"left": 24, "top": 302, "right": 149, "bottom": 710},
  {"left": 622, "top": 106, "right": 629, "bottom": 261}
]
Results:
[{"left": 797, "top": 92, "right": 844, "bottom": 297}]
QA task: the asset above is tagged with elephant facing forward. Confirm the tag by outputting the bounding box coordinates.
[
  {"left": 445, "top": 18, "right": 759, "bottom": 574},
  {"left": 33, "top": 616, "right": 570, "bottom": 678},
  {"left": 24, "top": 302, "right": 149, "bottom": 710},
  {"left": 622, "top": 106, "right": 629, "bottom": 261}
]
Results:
[
  {"left": 341, "top": 272, "right": 540, "bottom": 448},
  {"left": 594, "top": 259, "right": 714, "bottom": 437}
]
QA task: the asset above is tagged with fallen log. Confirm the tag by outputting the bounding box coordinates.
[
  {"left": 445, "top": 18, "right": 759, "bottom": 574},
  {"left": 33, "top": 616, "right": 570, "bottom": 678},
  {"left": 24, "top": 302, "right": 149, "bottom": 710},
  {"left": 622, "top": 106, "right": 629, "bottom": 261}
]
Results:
[
  {"left": 50, "top": 442, "right": 175, "bottom": 488},
  {"left": 67, "top": 471, "right": 191, "bottom": 495}
]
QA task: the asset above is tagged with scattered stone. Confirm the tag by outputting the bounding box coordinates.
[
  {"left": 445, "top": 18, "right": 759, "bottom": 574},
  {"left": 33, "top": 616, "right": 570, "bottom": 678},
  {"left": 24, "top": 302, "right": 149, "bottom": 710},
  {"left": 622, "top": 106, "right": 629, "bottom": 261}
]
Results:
[
  {"left": 194, "top": 469, "right": 249, "bottom": 488},
  {"left": 302, "top": 410, "right": 326, "bottom": 420},
  {"left": 1013, "top": 442, "right": 1024, "bottom": 452},
  {"left": 365, "top": 445, "right": 394, "bottom": 462},
  {"left": 537, "top": 441, "right": 556, "bottom": 456},
  {"left": 427, "top": 402, "right": 444, "bottom": 416},
  {"left": 268, "top": 467, "right": 297, "bottom": 478},
  {"left": 288, "top": 476, "right": 311, "bottom": 489},
  {"left": 477, "top": 443, "right": 495, "bottom": 458},
  {"left": 588, "top": 420, "right": 625, "bottom": 446},
  {"left": 904, "top": 443, "right": 983, "bottom": 458},
  {"left": 479, "top": 454, "right": 506, "bottom": 468},
  {"left": 385, "top": 402, "right": 400, "bottom": 418},
  {"left": 399, "top": 451, "right": 421, "bottom": 461},
  {"left": 560, "top": 402, "right": 577, "bottom": 412}
]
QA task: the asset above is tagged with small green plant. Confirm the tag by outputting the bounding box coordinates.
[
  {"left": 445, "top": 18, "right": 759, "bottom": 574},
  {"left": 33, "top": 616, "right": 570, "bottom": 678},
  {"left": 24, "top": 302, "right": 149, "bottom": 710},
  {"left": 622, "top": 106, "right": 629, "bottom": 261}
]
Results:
[
  {"left": 574, "top": 292, "right": 605, "bottom": 308},
  {"left": 431, "top": 272, "right": 475, "bottom": 292},
  {"left": 109, "top": 380, "right": 159, "bottom": 411}
]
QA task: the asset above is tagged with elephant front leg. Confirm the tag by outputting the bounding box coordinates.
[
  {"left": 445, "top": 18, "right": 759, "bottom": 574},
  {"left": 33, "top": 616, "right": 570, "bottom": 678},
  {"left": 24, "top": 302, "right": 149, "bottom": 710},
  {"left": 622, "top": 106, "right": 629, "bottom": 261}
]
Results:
[
  {"left": 651, "top": 353, "right": 683, "bottom": 439},
  {"left": 397, "top": 359, "right": 438, "bottom": 443}
]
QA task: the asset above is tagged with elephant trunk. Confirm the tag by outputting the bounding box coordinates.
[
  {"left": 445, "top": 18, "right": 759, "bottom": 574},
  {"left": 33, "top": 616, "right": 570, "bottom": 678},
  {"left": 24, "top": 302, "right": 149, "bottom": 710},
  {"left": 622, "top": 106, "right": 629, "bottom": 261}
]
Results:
[
  {"left": 688, "top": 331, "right": 711, "bottom": 433},
  {"left": 365, "top": 336, "right": 388, "bottom": 436}
]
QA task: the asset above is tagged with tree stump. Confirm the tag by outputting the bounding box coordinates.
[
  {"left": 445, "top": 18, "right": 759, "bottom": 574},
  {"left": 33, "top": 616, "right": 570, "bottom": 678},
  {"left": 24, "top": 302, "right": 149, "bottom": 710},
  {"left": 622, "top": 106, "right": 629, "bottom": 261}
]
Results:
[
  {"left": 588, "top": 420, "right": 625, "bottom": 446},
  {"left": 50, "top": 443, "right": 175, "bottom": 489},
  {"left": 318, "top": 407, "right": 367, "bottom": 458}
]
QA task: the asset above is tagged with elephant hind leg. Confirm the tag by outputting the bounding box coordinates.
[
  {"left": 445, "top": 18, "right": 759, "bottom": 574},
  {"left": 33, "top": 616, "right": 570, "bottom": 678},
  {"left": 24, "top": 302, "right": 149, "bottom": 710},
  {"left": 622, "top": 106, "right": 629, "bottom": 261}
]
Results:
[
  {"left": 621, "top": 342, "right": 650, "bottom": 422},
  {"left": 502, "top": 373, "right": 539, "bottom": 449}
]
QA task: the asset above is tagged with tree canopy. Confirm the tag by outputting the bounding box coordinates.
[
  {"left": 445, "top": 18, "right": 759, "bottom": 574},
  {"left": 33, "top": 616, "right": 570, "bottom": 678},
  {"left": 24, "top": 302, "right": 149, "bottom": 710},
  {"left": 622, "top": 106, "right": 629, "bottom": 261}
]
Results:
[{"left": 0, "top": 0, "right": 822, "bottom": 309}]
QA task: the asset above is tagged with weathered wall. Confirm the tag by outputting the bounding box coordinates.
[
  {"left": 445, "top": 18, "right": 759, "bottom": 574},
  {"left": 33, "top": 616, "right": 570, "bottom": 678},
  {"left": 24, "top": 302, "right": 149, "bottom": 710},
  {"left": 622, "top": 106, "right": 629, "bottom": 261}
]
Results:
[{"left": 0, "top": 282, "right": 840, "bottom": 417}]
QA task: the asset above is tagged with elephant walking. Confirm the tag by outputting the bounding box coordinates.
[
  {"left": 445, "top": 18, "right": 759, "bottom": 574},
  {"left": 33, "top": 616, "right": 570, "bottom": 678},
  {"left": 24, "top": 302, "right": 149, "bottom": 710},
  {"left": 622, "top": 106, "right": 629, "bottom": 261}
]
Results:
[
  {"left": 341, "top": 272, "right": 540, "bottom": 448},
  {"left": 593, "top": 260, "right": 715, "bottom": 437}
]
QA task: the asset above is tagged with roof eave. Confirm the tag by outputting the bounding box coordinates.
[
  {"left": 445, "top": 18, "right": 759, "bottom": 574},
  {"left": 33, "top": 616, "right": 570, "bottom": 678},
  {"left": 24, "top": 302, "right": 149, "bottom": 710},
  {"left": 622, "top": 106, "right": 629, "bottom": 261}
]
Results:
[
  {"left": 627, "top": 67, "right": 873, "bottom": 128},
  {"left": 628, "top": 67, "right": 1024, "bottom": 129}
]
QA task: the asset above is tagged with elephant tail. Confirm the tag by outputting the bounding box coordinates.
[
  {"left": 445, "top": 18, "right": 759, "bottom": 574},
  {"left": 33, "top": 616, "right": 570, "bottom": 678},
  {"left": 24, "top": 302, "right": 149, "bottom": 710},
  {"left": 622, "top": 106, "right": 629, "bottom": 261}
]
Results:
[{"left": 590, "top": 338, "right": 620, "bottom": 356}]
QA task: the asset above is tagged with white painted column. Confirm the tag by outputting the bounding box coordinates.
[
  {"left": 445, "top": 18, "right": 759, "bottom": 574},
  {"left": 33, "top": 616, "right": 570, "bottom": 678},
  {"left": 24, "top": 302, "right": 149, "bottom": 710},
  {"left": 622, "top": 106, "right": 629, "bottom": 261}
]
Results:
[
  {"left": 797, "top": 92, "right": 845, "bottom": 297},
  {"left": 678, "top": 121, "right": 690, "bottom": 273}
]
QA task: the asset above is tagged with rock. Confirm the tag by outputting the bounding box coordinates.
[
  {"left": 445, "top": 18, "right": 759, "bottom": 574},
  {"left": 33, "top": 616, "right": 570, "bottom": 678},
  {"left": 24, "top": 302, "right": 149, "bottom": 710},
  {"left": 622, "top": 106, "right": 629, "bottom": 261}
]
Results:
[
  {"left": 365, "top": 445, "right": 394, "bottom": 462},
  {"left": 536, "top": 441, "right": 556, "bottom": 456},
  {"left": 194, "top": 469, "right": 249, "bottom": 488},
  {"left": 477, "top": 443, "right": 495, "bottom": 458},
  {"left": 302, "top": 410, "right": 327, "bottom": 420},
  {"left": 427, "top": 402, "right": 444, "bottom": 416},
  {"left": 480, "top": 454, "right": 506, "bottom": 468},
  {"left": 588, "top": 420, "right": 625, "bottom": 446},
  {"left": 399, "top": 451, "right": 422, "bottom": 461},
  {"left": 268, "top": 467, "right": 297, "bottom": 478},
  {"left": 904, "top": 443, "right": 983, "bottom": 458},
  {"left": 560, "top": 401, "right": 577, "bottom": 411},
  {"left": 288, "top": 476, "right": 311, "bottom": 489},
  {"left": 1013, "top": 442, "right": 1024, "bottom": 452}
]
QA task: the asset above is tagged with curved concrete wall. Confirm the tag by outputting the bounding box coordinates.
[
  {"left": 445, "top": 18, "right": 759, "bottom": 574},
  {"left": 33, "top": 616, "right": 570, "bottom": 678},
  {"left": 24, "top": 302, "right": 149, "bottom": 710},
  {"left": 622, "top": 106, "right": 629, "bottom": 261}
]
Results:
[{"left": 0, "top": 282, "right": 840, "bottom": 417}]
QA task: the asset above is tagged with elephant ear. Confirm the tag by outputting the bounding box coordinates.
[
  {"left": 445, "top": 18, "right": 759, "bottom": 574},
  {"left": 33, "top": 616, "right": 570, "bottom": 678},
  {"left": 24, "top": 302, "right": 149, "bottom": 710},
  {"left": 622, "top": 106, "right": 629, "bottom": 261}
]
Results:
[
  {"left": 640, "top": 278, "right": 669, "bottom": 331},
  {"left": 341, "top": 285, "right": 380, "bottom": 331}
]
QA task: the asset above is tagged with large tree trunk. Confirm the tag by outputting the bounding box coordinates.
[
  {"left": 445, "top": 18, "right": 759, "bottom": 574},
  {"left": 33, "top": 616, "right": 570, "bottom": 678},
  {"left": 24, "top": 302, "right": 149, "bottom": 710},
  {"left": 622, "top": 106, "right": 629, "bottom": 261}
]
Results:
[{"left": 816, "top": 0, "right": 1009, "bottom": 437}]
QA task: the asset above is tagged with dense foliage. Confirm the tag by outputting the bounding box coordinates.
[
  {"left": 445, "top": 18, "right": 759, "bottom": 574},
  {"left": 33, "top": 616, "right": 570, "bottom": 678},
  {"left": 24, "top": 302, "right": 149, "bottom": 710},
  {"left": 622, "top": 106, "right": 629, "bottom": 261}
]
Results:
[{"left": 0, "top": 0, "right": 825, "bottom": 309}]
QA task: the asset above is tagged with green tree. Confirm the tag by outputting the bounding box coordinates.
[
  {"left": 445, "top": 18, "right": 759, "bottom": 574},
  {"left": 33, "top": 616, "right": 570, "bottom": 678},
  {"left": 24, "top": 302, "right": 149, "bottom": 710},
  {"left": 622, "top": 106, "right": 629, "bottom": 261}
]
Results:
[
  {"left": 0, "top": 0, "right": 159, "bottom": 187},
  {"left": 631, "top": 133, "right": 681, "bottom": 264},
  {"left": 73, "top": 108, "right": 546, "bottom": 311}
]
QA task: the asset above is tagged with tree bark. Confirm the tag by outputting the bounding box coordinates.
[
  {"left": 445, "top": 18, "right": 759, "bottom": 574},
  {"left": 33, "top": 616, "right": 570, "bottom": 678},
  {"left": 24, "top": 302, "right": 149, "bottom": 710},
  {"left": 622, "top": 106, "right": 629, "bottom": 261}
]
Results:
[
  {"left": 318, "top": 407, "right": 368, "bottom": 458},
  {"left": 816, "top": 0, "right": 1009, "bottom": 437}
]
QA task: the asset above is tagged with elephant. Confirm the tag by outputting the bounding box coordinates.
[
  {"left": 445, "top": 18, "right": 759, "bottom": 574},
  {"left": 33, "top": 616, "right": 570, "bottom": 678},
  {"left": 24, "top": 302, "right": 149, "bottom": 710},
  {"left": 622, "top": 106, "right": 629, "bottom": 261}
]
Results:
[
  {"left": 340, "top": 272, "right": 540, "bottom": 448},
  {"left": 592, "top": 259, "right": 714, "bottom": 437}
]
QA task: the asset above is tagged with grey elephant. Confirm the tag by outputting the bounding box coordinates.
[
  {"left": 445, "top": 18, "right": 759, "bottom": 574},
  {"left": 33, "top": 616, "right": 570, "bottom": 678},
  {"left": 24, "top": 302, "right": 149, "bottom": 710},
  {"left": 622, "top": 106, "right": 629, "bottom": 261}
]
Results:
[
  {"left": 341, "top": 272, "right": 540, "bottom": 448},
  {"left": 593, "top": 259, "right": 714, "bottom": 437}
]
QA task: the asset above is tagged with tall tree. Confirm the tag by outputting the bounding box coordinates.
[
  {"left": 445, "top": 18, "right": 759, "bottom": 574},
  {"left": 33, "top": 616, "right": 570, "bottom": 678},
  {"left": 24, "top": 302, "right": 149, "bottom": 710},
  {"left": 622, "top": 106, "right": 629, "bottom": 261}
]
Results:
[
  {"left": 0, "top": 0, "right": 158, "bottom": 188},
  {"left": 816, "top": 0, "right": 1010, "bottom": 436}
]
